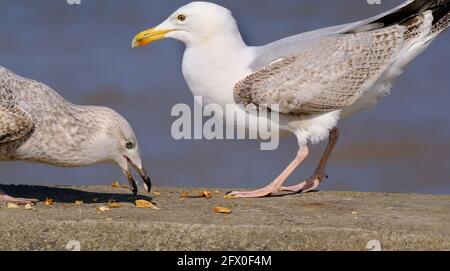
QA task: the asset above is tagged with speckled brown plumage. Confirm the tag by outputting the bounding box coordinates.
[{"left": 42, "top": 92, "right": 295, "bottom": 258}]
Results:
[
  {"left": 0, "top": 67, "right": 153, "bottom": 203},
  {"left": 234, "top": 4, "right": 449, "bottom": 115},
  {"left": 0, "top": 67, "right": 137, "bottom": 167},
  {"left": 0, "top": 101, "right": 34, "bottom": 144}
]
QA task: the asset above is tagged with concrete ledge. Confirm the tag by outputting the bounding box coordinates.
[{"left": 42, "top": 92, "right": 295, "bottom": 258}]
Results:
[{"left": 0, "top": 185, "right": 449, "bottom": 251}]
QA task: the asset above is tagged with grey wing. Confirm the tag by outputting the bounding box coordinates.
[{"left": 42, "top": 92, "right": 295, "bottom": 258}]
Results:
[
  {"left": 251, "top": 0, "right": 448, "bottom": 69},
  {"left": 236, "top": 0, "right": 450, "bottom": 114},
  {"left": 0, "top": 73, "right": 34, "bottom": 143},
  {"left": 235, "top": 25, "right": 414, "bottom": 114}
]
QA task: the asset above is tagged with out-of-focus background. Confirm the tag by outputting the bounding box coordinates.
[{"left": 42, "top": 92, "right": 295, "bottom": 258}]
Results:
[{"left": 0, "top": 0, "right": 449, "bottom": 194}]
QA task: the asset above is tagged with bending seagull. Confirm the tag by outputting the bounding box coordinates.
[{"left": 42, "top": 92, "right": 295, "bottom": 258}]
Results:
[
  {"left": 0, "top": 67, "right": 152, "bottom": 204},
  {"left": 132, "top": 0, "right": 450, "bottom": 198}
]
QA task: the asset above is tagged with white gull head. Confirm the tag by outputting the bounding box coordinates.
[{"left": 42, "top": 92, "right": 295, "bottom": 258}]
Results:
[
  {"left": 132, "top": 1, "right": 253, "bottom": 109},
  {"left": 132, "top": 2, "right": 240, "bottom": 47}
]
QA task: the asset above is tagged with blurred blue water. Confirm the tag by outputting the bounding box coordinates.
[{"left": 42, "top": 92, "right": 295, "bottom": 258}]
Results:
[{"left": 0, "top": 0, "right": 449, "bottom": 194}]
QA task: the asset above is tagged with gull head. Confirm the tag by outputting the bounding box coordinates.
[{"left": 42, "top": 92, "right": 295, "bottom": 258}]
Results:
[
  {"left": 132, "top": 1, "right": 237, "bottom": 47},
  {"left": 91, "top": 108, "right": 152, "bottom": 196}
]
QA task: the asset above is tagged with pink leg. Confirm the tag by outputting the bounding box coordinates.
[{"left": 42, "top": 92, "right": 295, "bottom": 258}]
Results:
[
  {"left": 0, "top": 188, "right": 38, "bottom": 205},
  {"left": 0, "top": 194, "right": 39, "bottom": 205},
  {"left": 283, "top": 128, "right": 339, "bottom": 193},
  {"left": 228, "top": 147, "right": 310, "bottom": 198}
]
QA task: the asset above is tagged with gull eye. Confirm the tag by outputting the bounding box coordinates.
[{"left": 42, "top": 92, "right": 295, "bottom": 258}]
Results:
[
  {"left": 125, "top": 142, "right": 135, "bottom": 150},
  {"left": 177, "top": 14, "right": 186, "bottom": 22}
]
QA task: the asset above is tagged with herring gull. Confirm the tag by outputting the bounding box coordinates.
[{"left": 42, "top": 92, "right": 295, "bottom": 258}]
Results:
[
  {"left": 0, "top": 67, "right": 152, "bottom": 204},
  {"left": 132, "top": 0, "right": 450, "bottom": 198}
]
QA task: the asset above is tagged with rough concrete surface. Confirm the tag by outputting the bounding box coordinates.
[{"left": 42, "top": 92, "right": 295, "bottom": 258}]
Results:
[{"left": 0, "top": 185, "right": 449, "bottom": 251}]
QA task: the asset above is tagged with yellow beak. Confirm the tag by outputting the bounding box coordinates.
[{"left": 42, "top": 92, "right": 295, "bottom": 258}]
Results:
[{"left": 131, "top": 28, "right": 174, "bottom": 48}]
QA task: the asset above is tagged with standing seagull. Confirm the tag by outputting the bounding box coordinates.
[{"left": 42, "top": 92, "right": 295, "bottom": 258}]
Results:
[
  {"left": 0, "top": 67, "right": 152, "bottom": 204},
  {"left": 132, "top": 0, "right": 450, "bottom": 198}
]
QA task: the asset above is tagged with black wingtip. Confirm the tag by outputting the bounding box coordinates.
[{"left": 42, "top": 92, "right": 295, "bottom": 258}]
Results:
[
  {"left": 431, "top": 1, "right": 450, "bottom": 25},
  {"left": 372, "top": 0, "right": 450, "bottom": 28}
]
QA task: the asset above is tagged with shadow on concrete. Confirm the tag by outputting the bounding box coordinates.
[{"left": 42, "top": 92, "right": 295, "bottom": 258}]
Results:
[{"left": 0, "top": 185, "right": 152, "bottom": 203}]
